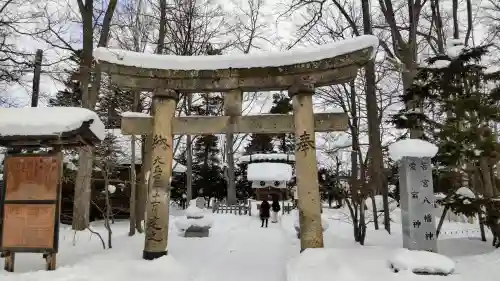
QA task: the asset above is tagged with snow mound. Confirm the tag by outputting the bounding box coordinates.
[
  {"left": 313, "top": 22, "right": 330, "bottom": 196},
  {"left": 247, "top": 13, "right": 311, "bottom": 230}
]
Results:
[
  {"left": 95, "top": 35, "right": 379, "bottom": 70},
  {"left": 247, "top": 162, "right": 293, "bottom": 181},
  {"left": 388, "top": 139, "right": 438, "bottom": 161},
  {"left": 107, "top": 184, "right": 116, "bottom": 194},
  {"left": 0, "top": 107, "right": 105, "bottom": 140},
  {"left": 435, "top": 193, "right": 446, "bottom": 200},
  {"left": 1, "top": 252, "right": 190, "bottom": 281},
  {"left": 447, "top": 39, "right": 465, "bottom": 59},
  {"left": 455, "top": 187, "right": 475, "bottom": 199},
  {"left": 427, "top": 59, "right": 451, "bottom": 69},
  {"left": 287, "top": 248, "right": 394, "bottom": 281},
  {"left": 365, "top": 195, "right": 398, "bottom": 212},
  {"left": 185, "top": 205, "right": 205, "bottom": 218},
  {"left": 388, "top": 248, "right": 455, "bottom": 275},
  {"left": 174, "top": 216, "right": 214, "bottom": 232},
  {"left": 175, "top": 204, "right": 213, "bottom": 232}
]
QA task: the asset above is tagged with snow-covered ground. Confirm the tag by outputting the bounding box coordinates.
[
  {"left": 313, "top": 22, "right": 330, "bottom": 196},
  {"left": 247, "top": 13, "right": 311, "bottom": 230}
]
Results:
[{"left": 1, "top": 206, "right": 499, "bottom": 281}]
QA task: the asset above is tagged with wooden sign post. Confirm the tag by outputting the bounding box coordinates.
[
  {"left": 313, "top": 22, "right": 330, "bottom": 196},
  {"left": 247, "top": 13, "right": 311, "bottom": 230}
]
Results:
[
  {"left": 0, "top": 106, "right": 105, "bottom": 271},
  {"left": 0, "top": 153, "right": 62, "bottom": 271}
]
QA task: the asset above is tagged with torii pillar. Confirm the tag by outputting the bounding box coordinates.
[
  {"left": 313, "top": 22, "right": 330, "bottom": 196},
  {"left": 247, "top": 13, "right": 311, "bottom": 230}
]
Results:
[
  {"left": 290, "top": 83, "right": 324, "bottom": 250},
  {"left": 143, "top": 89, "right": 178, "bottom": 260}
]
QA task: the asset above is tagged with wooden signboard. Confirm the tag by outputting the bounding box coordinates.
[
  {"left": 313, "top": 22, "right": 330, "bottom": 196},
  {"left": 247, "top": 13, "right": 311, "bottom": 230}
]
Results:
[{"left": 0, "top": 154, "right": 61, "bottom": 253}]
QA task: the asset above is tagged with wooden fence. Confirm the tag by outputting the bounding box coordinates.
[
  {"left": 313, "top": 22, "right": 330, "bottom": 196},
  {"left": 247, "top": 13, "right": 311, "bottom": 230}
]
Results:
[
  {"left": 212, "top": 201, "right": 295, "bottom": 216},
  {"left": 212, "top": 202, "right": 251, "bottom": 215}
]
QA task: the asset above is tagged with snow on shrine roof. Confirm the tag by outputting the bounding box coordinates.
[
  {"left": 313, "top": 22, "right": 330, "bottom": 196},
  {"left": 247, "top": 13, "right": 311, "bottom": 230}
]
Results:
[
  {"left": 247, "top": 162, "right": 292, "bottom": 181},
  {"left": 110, "top": 129, "right": 186, "bottom": 173},
  {"left": 239, "top": 153, "right": 295, "bottom": 163},
  {"left": 0, "top": 107, "right": 105, "bottom": 141},
  {"left": 94, "top": 35, "right": 379, "bottom": 70},
  {"left": 388, "top": 139, "right": 438, "bottom": 161}
]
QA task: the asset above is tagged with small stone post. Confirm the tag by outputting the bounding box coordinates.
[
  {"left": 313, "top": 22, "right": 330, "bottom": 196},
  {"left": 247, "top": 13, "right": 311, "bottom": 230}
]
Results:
[
  {"left": 399, "top": 156, "right": 437, "bottom": 252},
  {"left": 143, "top": 89, "right": 178, "bottom": 260},
  {"left": 289, "top": 84, "right": 324, "bottom": 251}
]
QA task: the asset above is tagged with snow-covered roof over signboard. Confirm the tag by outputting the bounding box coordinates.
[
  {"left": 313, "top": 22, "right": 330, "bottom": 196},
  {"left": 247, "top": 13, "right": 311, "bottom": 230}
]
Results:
[
  {"left": 247, "top": 162, "right": 293, "bottom": 181},
  {"left": 388, "top": 139, "right": 438, "bottom": 161},
  {"left": 239, "top": 153, "right": 295, "bottom": 163},
  {"left": 0, "top": 107, "right": 105, "bottom": 142},
  {"left": 110, "top": 129, "right": 186, "bottom": 173},
  {"left": 94, "top": 35, "right": 379, "bottom": 70}
]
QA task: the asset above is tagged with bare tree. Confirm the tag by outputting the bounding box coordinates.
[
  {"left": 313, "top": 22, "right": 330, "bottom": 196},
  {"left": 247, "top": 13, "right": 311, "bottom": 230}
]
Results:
[
  {"left": 285, "top": 0, "right": 392, "bottom": 232},
  {"left": 94, "top": 132, "right": 124, "bottom": 249},
  {"left": 111, "top": 0, "right": 156, "bottom": 235},
  {"left": 0, "top": 0, "right": 49, "bottom": 104},
  {"left": 360, "top": 0, "right": 389, "bottom": 232},
  {"left": 72, "top": 0, "right": 118, "bottom": 231}
]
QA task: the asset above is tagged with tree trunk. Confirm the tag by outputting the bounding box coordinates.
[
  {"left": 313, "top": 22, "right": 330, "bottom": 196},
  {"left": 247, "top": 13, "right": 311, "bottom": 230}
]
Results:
[
  {"left": 73, "top": 0, "right": 117, "bottom": 231},
  {"left": 129, "top": 91, "right": 140, "bottom": 236},
  {"left": 226, "top": 132, "right": 237, "bottom": 205},
  {"left": 479, "top": 157, "right": 495, "bottom": 197},
  {"left": 186, "top": 94, "right": 193, "bottom": 202},
  {"left": 104, "top": 170, "right": 113, "bottom": 248},
  {"left": 369, "top": 191, "right": 379, "bottom": 230},
  {"left": 473, "top": 169, "right": 487, "bottom": 242},
  {"left": 378, "top": 0, "right": 423, "bottom": 139},
  {"left": 135, "top": 137, "right": 146, "bottom": 233},
  {"left": 435, "top": 205, "right": 449, "bottom": 238},
  {"left": 72, "top": 148, "right": 93, "bottom": 230},
  {"left": 348, "top": 81, "right": 365, "bottom": 244}
]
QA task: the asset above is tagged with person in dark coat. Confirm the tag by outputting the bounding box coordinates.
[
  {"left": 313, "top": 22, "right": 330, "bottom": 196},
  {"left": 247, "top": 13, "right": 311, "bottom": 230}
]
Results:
[
  {"left": 259, "top": 200, "right": 271, "bottom": 227},
  {"left": 271, "top": 198, "right": 281, "bottom": 223}
]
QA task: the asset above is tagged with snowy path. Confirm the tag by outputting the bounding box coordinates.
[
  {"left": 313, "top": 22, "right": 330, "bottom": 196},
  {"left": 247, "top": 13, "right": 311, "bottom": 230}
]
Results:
[
  {"left": 173, "top": 215, "right": 291, "bottom": 281},
  {"left": 4, "top": 207, "right": 500, "bottom": 281}
]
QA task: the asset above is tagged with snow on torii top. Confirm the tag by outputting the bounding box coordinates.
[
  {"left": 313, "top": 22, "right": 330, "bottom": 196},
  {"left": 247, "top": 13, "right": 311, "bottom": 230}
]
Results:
[{"left": 93, "top": 35, "right": 379, "bottom": 70}]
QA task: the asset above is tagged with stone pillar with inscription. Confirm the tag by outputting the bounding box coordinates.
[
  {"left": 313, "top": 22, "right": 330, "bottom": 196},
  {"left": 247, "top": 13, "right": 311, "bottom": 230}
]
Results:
[
  {"left": 399, "top": 156, "right": 438, "bottom": 252},
  {"left": 143, "top": 89, "right": 178, "bottom": 260},
  {"left": 289, "top": 83, "right": 324, "bottom": 251}
]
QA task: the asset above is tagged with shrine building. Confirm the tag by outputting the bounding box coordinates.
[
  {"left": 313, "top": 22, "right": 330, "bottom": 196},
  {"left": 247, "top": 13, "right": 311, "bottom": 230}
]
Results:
[{"left": 239, "top": 153, "right": 294, "bottom": 201}]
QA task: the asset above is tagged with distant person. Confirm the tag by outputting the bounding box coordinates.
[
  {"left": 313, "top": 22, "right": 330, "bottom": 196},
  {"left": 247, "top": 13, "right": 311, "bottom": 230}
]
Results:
[
  {"left": 271, "top": 198, "right": 281, "bottom": 223},
  {"left": 181, "top": 193, "right": 187, "bottom": 209},
  {"left": 259, "top": 200, "right": 271, "bottom": 228}
]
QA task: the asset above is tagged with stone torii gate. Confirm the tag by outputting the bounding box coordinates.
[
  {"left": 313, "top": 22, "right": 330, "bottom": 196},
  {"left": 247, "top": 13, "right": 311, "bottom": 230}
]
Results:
[{"left": 94, "top": 35, "right": 378, "bottom": 260}]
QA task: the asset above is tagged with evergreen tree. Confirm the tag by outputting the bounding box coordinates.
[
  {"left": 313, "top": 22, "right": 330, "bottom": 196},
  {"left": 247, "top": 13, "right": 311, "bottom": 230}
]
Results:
[
  {"left": 49, "top": 50, "right": 138, "bottom": 129},
  {"left": 94, "top": 132, "right": 123, "bottom": 177},
  {"left": 392, "top": 43, "right": 500, "bottom": 217},
  {"left": 49, "top": 52, "right": 82, "bottom": 107},
  {"left": 269, "top": 93, "right": 295, "bottom": 153},
  {"left": 190, "top": 91, "right": 226, "bottom": 199},
  {"left": 244, "top": 134, "right": 274, "bottom": 154},
  {"left": 192, "top": 134, "right": 225, "bottom": 199}
]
